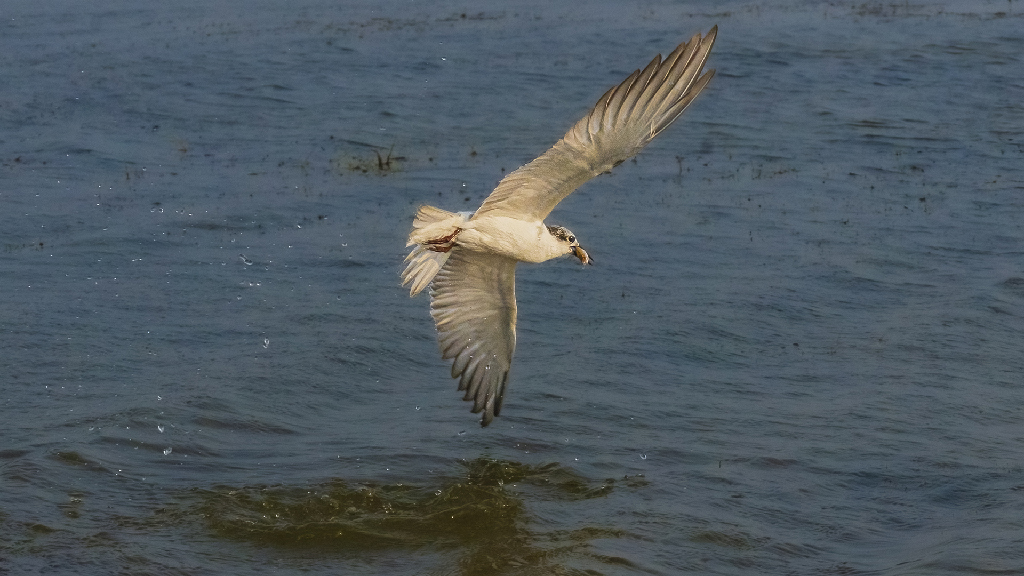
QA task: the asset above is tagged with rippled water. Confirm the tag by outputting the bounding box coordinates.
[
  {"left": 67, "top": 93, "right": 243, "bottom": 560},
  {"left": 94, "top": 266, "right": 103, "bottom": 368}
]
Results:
[{"left": 3, "top": 0, "right": 1023, "bottom": 574}]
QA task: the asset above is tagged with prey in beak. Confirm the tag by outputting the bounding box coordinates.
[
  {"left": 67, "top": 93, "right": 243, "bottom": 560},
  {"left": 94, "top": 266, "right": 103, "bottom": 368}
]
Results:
[{"left": 572, "top": 245, "right": 593, "bottom": 266}]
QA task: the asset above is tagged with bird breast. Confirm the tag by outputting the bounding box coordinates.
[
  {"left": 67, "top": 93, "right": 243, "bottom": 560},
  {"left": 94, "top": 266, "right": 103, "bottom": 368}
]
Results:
[{"left": 458, "top": 216, "right": 566, "bottom": 263}]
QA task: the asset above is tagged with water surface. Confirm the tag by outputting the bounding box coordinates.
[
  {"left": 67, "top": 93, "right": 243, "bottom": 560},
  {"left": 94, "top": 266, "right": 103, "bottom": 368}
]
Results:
[{"left": 2, "top": 1, "right": 1023, "bottom": 574}]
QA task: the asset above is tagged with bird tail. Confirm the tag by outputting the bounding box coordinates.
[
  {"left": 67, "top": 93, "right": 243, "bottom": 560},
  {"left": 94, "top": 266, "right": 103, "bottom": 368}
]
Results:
[{"left": 402, "top": 206, "right": 470, "bottom": 296}]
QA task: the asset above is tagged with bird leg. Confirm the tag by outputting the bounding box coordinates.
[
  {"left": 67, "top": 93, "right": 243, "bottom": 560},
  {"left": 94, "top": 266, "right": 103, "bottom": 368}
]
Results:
[{"left": 424, "top": 228, "right": 461, "bottom": 253}]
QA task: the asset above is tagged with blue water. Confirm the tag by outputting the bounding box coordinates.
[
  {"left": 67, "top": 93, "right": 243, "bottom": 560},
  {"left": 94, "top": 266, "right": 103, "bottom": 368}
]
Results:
[{"left": 2, "top": 0, "right": 1023, "bottom": 574}]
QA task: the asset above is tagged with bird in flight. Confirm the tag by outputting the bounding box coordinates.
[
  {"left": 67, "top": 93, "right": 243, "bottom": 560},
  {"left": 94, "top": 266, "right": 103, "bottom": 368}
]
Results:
[{"left": 403, "top": 27, "right": 718, "bottom": 426}]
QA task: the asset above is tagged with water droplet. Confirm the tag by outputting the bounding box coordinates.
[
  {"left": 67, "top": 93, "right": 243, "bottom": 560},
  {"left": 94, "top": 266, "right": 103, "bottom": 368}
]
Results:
[
  {"left": 640, "top": 453, "right": 647, "bottom": 460},
  {"left": 263, "top": 338, "right": 270, "bottom": 349},
  {"left": 163, "top": 447, "right": 173, "bottom": 455},
  {"left": 157, "top": 425, "right": 165, "bottom": 433}
]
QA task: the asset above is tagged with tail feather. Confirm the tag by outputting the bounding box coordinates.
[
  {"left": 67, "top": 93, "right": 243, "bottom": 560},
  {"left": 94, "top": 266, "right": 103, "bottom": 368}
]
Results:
[
  {"left": 407, "top": 206, "right": 471, "bottom": 247},
  {"left": 402, "top": 244, "right": 450, "bottom": 296},
  {"left": 411, "top": 205, "right": 456, "bottom": 229},
  {"left": 402, "top": 206, "right": 470, "bottom": 296}
]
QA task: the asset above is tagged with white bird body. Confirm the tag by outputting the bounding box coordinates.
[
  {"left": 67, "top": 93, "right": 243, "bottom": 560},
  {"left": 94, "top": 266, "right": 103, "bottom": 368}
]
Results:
[
  {"left": 458, "top": 217, "right": 569, "bottom": 263},
  {"left": 402, "top": 27, "right": 718, "bottom": 426}
]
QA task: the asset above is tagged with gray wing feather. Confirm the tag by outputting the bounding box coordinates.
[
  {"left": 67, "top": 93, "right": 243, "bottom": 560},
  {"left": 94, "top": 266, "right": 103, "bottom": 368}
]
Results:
[
  {"left": 429, "top": 248, "right": 517, "bottom": 426},
  {"left": 474, "top": 26, "right": 717, "bottom": 222}
]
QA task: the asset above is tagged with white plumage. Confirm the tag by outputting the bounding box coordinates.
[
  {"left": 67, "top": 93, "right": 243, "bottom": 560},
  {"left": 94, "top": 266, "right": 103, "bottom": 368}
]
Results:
[{"left": 403, "top": 27, "right": 718, "bottom": 426}]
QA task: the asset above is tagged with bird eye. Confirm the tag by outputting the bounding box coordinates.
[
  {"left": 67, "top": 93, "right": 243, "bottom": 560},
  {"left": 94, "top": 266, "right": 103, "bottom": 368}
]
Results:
[{"left": 568, "top": 235, "right": 575, "bottom": 243}]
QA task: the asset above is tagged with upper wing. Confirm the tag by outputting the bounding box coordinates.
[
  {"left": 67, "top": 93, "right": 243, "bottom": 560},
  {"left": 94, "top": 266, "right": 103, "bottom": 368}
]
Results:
[
  {"left": 474, "top": 26, "right": 717, "bottom": 222},
  {"left": 429, "top": 248, "right": 517, "bottom": 426}
]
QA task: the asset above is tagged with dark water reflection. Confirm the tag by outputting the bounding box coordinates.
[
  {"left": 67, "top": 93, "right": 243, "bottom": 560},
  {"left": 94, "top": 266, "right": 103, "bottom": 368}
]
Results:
[
  {"left": 191, "top": 459, "right": 633, "bottom": 574},
  {"left": 8, "top": 456, "right": 641, "bottom": 575}
]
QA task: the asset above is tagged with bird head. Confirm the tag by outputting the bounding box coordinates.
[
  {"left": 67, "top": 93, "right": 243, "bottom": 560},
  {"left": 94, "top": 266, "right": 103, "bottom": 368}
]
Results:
[{"left": 546, "top": 225, "right": 593, "bottom": 265}]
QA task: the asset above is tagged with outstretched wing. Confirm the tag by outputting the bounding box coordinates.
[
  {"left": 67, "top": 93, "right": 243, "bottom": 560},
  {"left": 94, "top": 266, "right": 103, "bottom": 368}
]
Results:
[
  {"left": 429, "top": 248, "right": 517, "bottom": 426},
  {"left": 474, "top": 26, "right": 717, "bottom": 222}
]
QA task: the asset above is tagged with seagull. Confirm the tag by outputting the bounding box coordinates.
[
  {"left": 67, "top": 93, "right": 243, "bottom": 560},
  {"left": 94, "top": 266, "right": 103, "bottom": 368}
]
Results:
[{"left": 403, "top": 27, "right": 718, "bottom": 426}]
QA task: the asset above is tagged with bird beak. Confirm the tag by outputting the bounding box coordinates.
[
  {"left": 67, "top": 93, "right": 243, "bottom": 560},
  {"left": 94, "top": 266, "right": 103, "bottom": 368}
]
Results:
[{"left": 572, "top": 245, "right": 593, "bottom": 266}]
